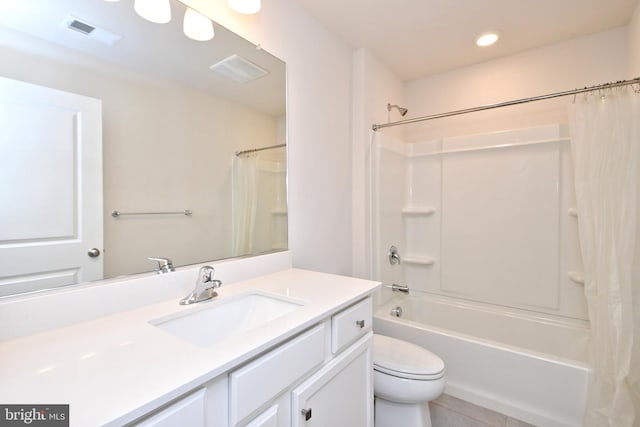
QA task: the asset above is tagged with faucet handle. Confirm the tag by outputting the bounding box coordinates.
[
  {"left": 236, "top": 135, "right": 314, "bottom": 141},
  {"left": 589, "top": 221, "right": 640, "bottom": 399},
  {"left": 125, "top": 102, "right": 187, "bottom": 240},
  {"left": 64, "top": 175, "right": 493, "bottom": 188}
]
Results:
[
  {"left": 197, "top": 265, "right": 215, "bottom": 283},
  {"left": 388, "top": 246, "right": 401, "bottom": 265},
  {"left": 148, "top": 257, "right": 175, "bottom": 274},
  {"left": 179, "top": 266, "right": 222, "bottom": 305}
]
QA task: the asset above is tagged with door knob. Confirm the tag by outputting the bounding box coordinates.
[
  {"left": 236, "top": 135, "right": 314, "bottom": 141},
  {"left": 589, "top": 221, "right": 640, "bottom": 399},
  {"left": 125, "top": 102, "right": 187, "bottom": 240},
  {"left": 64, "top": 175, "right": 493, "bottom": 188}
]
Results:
[{"left": 88, "top": 248, "right": 101, "bottom": 258}]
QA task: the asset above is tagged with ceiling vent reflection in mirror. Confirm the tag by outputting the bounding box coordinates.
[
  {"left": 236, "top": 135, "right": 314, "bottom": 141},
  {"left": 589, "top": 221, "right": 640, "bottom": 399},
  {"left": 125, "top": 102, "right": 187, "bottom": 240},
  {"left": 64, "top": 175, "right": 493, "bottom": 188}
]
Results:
[
  {"left": 209, "top": 54, "right": 269, "bottom": 83},
  {"left": 62, "top": 15, "right": 122, "bottom": 46}
]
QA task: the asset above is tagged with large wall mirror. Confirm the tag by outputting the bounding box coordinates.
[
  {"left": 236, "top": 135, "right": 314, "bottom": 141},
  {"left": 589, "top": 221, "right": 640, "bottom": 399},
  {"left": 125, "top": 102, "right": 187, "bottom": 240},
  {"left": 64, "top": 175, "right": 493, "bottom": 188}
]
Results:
[{"left": 0, "top": 0, "right": 287, "bottom": 297}]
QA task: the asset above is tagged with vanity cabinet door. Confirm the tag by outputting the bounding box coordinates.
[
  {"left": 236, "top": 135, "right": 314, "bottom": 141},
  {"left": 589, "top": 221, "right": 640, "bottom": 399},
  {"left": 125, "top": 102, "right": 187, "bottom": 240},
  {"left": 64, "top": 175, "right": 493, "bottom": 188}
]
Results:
[{"left": 291, "top": 333, "right": 373, "bottom": 427}]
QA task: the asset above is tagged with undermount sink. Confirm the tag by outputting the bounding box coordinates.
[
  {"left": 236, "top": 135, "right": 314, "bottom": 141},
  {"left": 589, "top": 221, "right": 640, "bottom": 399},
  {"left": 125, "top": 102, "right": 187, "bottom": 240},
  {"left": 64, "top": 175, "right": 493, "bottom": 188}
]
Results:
[{"left": 150, "top": 292, "right": 303, "bottom": 347}]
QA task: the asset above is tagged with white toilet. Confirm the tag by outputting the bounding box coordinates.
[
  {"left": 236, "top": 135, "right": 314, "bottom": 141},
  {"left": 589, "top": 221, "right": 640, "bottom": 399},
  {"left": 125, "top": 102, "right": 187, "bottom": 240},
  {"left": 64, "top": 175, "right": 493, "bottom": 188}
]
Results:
[{"left": 372, "top": 334, "right": 445, "bottom": 427}]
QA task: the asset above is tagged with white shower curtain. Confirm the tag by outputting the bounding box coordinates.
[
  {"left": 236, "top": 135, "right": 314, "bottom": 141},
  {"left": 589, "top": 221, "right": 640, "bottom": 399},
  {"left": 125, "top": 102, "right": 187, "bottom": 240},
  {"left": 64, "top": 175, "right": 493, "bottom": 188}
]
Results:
[
  {"left": 232, "top": 153, "right": 258, "bottom": 256},
  {"left": 570, "top": 86, "right": 640, "bottom": 426}
]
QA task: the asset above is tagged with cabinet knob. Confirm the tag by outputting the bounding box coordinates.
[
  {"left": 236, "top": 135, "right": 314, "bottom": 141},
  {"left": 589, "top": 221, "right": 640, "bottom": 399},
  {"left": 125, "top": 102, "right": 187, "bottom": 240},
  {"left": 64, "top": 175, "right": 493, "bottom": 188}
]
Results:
[
  {"left": 356, "top": 319, "right": 365, "bottom": 329},
  {"left": 301, "top": 408, "right": 312, "bottom": 421}
]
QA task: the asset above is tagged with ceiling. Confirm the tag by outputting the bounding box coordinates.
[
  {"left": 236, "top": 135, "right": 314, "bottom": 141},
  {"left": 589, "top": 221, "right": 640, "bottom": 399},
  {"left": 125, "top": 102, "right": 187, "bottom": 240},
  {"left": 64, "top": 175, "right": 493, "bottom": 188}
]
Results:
[
  {"left": 293, "top": 0, "right": 639, "bottom": 81},
  {"left": 0, "top": 0, "right": 286, "bottom": 115}
]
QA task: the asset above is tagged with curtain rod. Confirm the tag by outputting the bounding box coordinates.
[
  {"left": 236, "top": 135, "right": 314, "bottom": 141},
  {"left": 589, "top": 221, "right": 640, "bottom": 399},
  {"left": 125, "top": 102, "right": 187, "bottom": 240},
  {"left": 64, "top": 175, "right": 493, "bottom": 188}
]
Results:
[
  {"left": 372, "top": 77, "right": 640, "bottom": 131},
  {"left": 235, "top": 143, "right": 286, "bottom": 156}
]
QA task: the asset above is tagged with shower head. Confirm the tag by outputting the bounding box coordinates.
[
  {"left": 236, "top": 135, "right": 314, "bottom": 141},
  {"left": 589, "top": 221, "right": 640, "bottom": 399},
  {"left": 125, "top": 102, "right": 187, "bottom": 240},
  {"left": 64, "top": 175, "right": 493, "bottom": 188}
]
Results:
[{"left": 387, "top": 103, "right": 408, "bottom": 117}]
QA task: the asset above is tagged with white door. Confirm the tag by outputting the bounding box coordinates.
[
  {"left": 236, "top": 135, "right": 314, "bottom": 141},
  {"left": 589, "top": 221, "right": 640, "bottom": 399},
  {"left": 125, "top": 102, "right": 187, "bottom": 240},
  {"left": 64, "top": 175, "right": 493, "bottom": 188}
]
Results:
[{"left": 0, "top": 76, "right": 103, "bottom": 297}]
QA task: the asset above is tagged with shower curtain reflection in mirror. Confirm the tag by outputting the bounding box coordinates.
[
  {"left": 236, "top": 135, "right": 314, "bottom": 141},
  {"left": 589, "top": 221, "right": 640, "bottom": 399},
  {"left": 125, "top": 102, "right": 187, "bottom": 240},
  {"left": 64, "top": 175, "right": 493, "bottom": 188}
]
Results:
[{"left": 232, "top": 147, "right": 287, "bottom": 256}]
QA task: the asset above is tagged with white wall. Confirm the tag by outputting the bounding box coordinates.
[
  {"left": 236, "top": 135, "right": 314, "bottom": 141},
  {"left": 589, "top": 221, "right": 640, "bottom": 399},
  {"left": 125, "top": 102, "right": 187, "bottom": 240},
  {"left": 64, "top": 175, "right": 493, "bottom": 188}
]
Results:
[
  {"left": 351, "top": 49, "right": 405, "bottom": 279},
  {"left": 404, "top": 27, "right": 629, "bottom": 141},
  {"left": 183, "top": 0, "right": 354, "bottom": 275},
  {"left": 630, "top": 2, "right": 640, "bottom": 77}
]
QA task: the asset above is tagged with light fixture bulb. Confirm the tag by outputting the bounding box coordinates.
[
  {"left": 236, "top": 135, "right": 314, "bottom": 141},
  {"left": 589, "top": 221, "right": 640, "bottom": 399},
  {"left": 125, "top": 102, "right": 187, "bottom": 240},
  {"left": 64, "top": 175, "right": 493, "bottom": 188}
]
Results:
[
  {"left": 476, "top": 32, "right": 499, "bottom": 47},
  {"left": 134, "top": 0, "right": 171, "bottom": 24},
  {"left": 183, "top": 8, "right": 214, "bottom": 41},
  {"left": 227, "top": 0, "right": 261, "bottom": 14}
]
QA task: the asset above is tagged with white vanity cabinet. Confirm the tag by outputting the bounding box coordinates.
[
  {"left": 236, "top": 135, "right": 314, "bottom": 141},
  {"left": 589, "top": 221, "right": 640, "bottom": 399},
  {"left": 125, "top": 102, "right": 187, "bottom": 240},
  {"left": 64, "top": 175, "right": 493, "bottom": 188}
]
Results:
[
  {"left": 132, "top": 296, "right": 374, "bottom": 427},
  {"left": 238, "top": 297, "right": 374, "bottom": 427}
]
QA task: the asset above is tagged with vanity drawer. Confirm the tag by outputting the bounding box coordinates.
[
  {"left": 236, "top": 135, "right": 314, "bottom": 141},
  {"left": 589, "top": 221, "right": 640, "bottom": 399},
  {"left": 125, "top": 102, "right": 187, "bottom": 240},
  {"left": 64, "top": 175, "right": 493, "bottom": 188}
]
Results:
[
  {"left": 331, "top": 297, "right": 372, "bottom": 354},
  {"left": 133, "top": 389, "right": 205, "bottom": 426},
  {"left": 229, "top": 323, "right": 325, "bottom": 425}
]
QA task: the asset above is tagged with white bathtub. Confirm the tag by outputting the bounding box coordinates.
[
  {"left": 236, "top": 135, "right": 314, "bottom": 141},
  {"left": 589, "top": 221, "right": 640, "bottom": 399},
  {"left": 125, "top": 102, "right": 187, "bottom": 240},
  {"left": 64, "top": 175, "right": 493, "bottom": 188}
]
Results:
[{"left": 373, "top": 292, "right": 590, "bottom": 427}]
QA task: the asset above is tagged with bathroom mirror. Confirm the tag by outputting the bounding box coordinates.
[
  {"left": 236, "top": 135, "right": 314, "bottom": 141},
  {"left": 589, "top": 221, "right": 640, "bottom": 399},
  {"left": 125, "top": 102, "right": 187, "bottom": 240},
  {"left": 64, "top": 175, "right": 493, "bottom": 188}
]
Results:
[{"left": 0, "top": 0, "right": 287, "bottom": 297}]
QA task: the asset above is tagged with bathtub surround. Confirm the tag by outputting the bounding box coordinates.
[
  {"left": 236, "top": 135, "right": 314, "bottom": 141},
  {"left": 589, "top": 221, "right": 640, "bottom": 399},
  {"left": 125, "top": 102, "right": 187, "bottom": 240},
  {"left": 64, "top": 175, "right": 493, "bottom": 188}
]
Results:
[
  {"left": 352, "top": 27, "right": 630, "bottom": 281},
  {"left": 570, "top": 86, "right": 640, "bottom": 426},
  {"left": 371, "top": 125, "right": 588, "bottom": 321}
]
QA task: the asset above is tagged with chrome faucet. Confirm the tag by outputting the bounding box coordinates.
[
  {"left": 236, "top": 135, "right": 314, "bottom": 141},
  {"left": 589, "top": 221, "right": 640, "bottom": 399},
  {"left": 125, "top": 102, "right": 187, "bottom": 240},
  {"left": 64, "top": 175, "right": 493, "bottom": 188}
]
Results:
[
  {"left": 148, "top": 257, "right": 175, "bottom": 274},
  {"left": 179, "top": 265, "right": 222, "bottom": 305},
  {"left": 391, "top": 283, "right": 410, "bottom": 293}
]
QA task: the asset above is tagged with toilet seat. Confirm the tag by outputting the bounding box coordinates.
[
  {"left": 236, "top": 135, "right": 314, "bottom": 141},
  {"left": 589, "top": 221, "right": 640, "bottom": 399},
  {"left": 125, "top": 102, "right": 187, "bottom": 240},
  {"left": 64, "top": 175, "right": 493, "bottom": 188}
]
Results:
[{"left": 373, "top": 334, "right": 444, "bottom": 381}]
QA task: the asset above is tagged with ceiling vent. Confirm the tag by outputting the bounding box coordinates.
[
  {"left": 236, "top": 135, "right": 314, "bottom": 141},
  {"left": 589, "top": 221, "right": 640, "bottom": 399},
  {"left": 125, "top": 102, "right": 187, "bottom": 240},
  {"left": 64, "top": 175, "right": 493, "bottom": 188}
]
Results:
[
  {"left": 209, "top": 54, "right": 269, "bottom": 83},
  {"left": 61, "top": 15, "right": 122, "bottom": 46},
  {"left": 67, "top": 19, "right": 95, "bottom": 35}
]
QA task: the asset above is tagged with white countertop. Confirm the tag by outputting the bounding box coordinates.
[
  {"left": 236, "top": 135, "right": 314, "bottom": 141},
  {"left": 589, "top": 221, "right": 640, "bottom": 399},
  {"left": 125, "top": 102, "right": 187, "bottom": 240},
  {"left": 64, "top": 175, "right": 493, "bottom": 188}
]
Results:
[{"left": 0, "top": 268, "right": 379, "bottom": 426}]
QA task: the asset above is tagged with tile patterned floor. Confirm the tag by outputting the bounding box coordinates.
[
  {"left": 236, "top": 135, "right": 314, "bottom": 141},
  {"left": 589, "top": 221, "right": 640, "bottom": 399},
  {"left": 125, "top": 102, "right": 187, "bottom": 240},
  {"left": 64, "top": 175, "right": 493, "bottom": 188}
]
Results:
[{"left": 429, "top": 395, "right": 537, "bottom": 427}]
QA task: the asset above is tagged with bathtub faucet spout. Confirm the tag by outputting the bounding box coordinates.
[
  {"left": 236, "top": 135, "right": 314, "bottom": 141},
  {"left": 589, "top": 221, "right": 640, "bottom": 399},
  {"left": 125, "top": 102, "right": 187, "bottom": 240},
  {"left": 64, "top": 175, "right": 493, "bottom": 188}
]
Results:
[{"left": 391, "top": 284, "right": 410, "bottom": 293}]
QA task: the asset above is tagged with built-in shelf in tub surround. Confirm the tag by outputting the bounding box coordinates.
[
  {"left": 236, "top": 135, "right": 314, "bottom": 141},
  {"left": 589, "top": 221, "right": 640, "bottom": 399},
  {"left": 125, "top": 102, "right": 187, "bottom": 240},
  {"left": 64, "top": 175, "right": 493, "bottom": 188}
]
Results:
[
  {"left": 403, "top": 255, "right": 436, "bottom": 266},
  {"left": 0, "top": 263, "right": 380, "bottom": 426},
  {"left": 401, "top": 206, "right": 436, "bottom": 216}
]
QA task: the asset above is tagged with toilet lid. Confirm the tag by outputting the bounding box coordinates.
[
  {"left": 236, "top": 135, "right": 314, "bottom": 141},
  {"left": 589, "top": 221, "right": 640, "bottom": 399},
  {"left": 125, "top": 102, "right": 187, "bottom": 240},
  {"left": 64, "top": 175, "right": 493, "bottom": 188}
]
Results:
[{"left": 373, "top": 334, "right": 444, "bottom": 380}]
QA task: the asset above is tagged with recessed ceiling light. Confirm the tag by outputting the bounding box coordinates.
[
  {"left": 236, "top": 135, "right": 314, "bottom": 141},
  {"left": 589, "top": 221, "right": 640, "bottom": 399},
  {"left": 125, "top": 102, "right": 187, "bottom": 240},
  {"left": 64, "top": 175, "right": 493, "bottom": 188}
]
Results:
[{"left": 476, "top": 32, "right": 499, "bottom": 47}]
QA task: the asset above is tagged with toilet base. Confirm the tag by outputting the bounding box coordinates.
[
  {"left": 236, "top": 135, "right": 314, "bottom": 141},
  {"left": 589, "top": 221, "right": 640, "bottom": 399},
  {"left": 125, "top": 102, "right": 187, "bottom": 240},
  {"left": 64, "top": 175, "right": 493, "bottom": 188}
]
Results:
[{"left": 374, "top": 397, "right": 432, "bottom": 427}]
